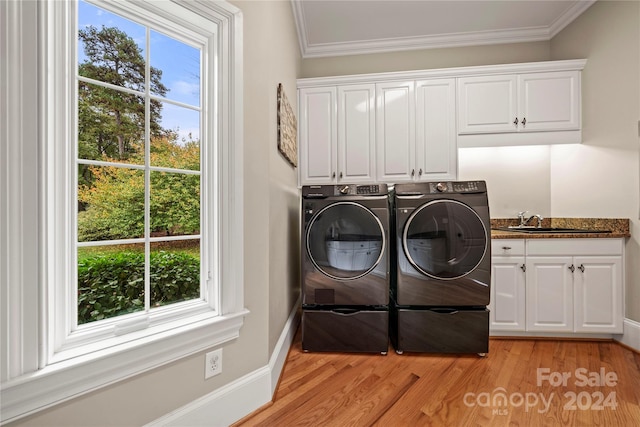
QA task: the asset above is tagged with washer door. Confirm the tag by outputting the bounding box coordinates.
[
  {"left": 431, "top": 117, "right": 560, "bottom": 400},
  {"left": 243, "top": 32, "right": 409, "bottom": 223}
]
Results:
[
  {"left": 307, "top": 202, "right": 385, "bottom": 280},
  {"left": 403, "top": 199, "right": 487, "bottom": 279}
]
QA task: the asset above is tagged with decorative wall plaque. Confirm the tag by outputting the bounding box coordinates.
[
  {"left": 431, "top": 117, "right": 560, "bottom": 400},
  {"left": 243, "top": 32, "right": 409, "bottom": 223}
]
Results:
[{"left": 277, "top": 83, "right": 297, "bottom": 167}]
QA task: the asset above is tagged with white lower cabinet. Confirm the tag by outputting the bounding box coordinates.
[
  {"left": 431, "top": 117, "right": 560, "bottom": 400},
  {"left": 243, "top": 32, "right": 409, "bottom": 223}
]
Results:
[
  {"left": 490, "top": 239, "right": 624, "bottom": 335},
  {"left": 573, "top": 256, "right": 623, "bottom": 332},
  {"left": 526, "top": 256, "right": 574, "bottom": 332},
  {"left": 490, "top": 240, "right": 526, "bottom": 331}
]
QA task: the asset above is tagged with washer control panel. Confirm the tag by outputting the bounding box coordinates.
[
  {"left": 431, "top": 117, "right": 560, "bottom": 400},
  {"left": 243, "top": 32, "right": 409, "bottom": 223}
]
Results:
[
  {"left": 302, "top": 184, "right": 389, "bottom": 198},
  {"left": 335, "top": 184, "right": 386, "bottom": 196}
]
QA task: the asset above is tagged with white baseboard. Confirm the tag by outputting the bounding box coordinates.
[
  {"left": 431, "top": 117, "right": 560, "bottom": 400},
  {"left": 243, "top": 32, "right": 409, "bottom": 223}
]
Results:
[
  {"left": 147, "top": 297, "right": 301, "bottom": 427},
  {"left": 614, "top": 318, "right": 640, "bottom": 353}
]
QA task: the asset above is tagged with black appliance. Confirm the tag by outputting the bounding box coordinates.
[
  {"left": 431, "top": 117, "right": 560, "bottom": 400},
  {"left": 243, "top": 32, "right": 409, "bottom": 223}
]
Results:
[
  {"left": 301, "top": 184, "right": 389, "bottom": 354},
  {"left": 391, "top": 181, "right": 491, "bottom": 355}
]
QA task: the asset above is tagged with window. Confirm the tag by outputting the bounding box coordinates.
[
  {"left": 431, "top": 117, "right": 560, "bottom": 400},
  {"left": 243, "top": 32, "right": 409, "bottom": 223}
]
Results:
[
  {"left": 75, "top": 0, "right": 206, "bottom": 328},
  {"left": 1, "top": 0, "right": 245, "bottom": 422}
]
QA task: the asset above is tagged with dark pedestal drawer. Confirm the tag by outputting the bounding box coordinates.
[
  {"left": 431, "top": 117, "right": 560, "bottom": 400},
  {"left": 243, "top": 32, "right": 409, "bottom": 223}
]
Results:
[
  {"left": 391, "top": 307, "right": 489, "bottom": 354},
  {"left": 302, "top": 309, "right": 389, "bottom": 354}
]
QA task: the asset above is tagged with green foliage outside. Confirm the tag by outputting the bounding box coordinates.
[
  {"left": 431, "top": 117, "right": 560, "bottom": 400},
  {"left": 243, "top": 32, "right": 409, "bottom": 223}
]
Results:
[
  {"left": 78, "top": 248, "right": 200, "bottom": 324},
  {"left": 76, "top": 137, "right": 201, "bottom": 242}
]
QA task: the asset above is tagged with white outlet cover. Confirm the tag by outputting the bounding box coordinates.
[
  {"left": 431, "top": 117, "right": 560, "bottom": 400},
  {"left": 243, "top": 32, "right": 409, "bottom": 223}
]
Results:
[{"left": 205, "top": 348, "right": 223, "bottom": 379}]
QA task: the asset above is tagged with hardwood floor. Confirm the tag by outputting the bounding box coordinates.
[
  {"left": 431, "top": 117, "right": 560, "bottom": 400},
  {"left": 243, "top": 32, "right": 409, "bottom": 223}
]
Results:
[{"left": 233, "top": 329, "right": 640, "bottom": 426}]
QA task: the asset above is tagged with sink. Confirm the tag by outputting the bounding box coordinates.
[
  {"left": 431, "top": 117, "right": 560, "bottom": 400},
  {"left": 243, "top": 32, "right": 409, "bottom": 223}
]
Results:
[{"left": 494, "top": 226, "right": 611, "bottom": 234}]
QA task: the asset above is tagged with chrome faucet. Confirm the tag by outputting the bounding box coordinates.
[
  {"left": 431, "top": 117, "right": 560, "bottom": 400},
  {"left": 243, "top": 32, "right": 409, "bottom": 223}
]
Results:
[{"left": 517, "top": 211, "right": 544, "bottom": 228}]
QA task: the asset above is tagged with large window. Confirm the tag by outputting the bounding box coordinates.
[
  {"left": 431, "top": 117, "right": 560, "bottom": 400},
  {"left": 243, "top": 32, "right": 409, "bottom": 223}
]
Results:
[
  {"left": 76, "top": 1, "right": 204, "bottom": 326},
  {"left": 1, "top": 0, "right": 245, "bottom": 422}
]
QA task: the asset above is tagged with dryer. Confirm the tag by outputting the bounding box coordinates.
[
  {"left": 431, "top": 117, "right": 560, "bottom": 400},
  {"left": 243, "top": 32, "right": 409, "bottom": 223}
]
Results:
[
  {"left": 301, "top": 184, "right": 389, "bottom": 354},
  {"left": 391, "top": 181, "right": 491, "bottom": 355}
]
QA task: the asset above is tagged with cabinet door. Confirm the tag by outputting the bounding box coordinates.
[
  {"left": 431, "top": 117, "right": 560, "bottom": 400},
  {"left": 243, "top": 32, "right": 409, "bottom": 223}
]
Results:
[
  {"left": 490, "top": 256, "right": 526, "bottom": 331},
  {"left": 376, "top": 81, "right": 415, "bottom": 183},
  {"left": 415, "top": 79, "right": 457, "bottom": 181},
  {"left": 518, "top": 71, "right": 580, "bottom": 131},
  {"left": 298, "top": 87, "right": 337, "bottom": 185},
  {"left": 573, "top": 256, "right": 623, "bottom": 333},
  {"left": 338, "top": 84, "right": 376, "bottom": 183},
  {"left": 457, "top": 75, "right": 517, "bottom": 134},
  {"left": 526, "top": 256, "right": 573, "bottom": 332}
]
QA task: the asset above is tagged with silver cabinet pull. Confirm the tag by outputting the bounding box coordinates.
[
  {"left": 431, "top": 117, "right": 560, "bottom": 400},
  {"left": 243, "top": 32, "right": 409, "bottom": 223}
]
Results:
[
  {"left": 569, "top": 264, "right": 575, "bottom": 273},
  {"left": 578, "top": 264, "right": 585, "bottom": 273}
]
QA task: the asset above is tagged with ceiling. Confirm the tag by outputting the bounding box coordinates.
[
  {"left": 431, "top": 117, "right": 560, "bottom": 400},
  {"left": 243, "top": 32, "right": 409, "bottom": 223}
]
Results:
[{"left": 291, "top": 0, "right": 596, "bottom": 58}]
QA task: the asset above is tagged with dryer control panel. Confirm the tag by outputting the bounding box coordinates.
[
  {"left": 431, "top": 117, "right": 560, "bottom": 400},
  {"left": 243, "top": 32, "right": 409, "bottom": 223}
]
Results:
[
  {"left": 395, "top": 181, "right": 486, "bottom": 196},
  {"left": 429, "top": 181, "right": 486, "bottom": 194}
]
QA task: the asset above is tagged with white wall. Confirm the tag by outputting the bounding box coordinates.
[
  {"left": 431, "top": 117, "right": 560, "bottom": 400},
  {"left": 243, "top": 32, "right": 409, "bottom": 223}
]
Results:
[
  {"left": 458, "top": 145, "right": 551, "bottom": 219},
  {"left": 549, "top": 0, "right": 640, "bottom": 322},
  {"left": 8, "top": 1, "right": 302, "bottom": 426}
]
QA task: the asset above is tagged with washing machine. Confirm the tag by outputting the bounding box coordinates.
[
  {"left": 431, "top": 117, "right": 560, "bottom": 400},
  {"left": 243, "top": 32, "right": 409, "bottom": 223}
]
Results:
[
  {"left": 391, "top": 181, "right": 491, "bottom": 355},
  {"left": 301, "top": 184, "right": 389, "bottom": 354}
]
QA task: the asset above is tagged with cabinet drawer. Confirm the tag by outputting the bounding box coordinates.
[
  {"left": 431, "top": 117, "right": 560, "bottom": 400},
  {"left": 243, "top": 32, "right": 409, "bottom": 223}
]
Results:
[
  {"left": 491, "top": 239, "right": 525, "bottom": 256},
  {"left": 527, "top": 238, "right": 623, "bottom": 256}
]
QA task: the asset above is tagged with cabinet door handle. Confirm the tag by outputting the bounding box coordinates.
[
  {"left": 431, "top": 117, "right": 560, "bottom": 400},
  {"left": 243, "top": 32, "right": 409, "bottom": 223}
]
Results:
[
  {"left": 411, "top": 169, "right": 415, "bottom": 177},
  {"left": 522, "top": 117, "right": 527, "bottom": 127},
  {"left": 502, "top": 246, "right": 512, "bottom": 250},
  {"left": 578, "top": 264, "right": 585, "bottom": 273},
  {"left": 569, "top": 264, "right": 575, "bottom": 273},
  {"left": 520, "top": 264, "right": 526, "bottom": 272},
  {"left": 332, "top": 172, "right": 336, "bottom": 179},
  {"left": 418, "top": 168, "right": 423, "bottom": 176},
  {"left": 339, "top": 172, "right": 343, "bottom": 179},
  {"left": 513, "top": 117, "right": 519, "bottom": 126}
]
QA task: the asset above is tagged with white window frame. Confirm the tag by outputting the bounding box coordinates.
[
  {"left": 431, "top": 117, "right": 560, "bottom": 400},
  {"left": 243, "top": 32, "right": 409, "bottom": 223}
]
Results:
[{"left": 0, "top": 0, "right": 246, "bottom": 423}]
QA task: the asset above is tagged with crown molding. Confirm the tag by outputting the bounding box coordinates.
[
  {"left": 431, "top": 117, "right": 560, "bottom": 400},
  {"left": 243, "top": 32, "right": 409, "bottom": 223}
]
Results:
[
  {"left": 548, "top": 0, "right": 596, "bottom": 38},
  {"left": 292, "top": 0, "right": 597, "bottom": 59}
]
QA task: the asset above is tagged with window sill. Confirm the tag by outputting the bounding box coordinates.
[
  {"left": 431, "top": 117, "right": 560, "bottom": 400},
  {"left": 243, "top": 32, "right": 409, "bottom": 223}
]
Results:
[{"left": 0, "top": 309, "right": 249, "bottom": 424}]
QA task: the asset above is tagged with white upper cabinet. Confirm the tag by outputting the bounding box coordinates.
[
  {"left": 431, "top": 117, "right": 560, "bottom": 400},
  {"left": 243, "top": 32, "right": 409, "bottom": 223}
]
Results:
[
  {"left": 298, "top": 87, "right": 336, "bottom": 185},
  {"left": 415, "top": 79, "right": 457, "bottom": 181},
  {"left": 375, "top": 81, "right": 415, "bottom": 183},
  {"left": 338, "top": 84, "right": 376, "bottom": 183},
  {"left": 518, "top": 71, "right": 580, "bottom": 132},
  {"left": 376, "top": 79, "right": 457, "bottom": 183},
  {"left": 458, "top": 71, "right": 580, "bottom": 135},
  {"left": 298, "top": 59, "right": 586, "bottom": 181},
  {"left": 457, "top": 74, "right": 517, "bottom": 134},
  {"left": 456, "top": 60, "right": 585, "bottom": 147},
  {"left": 298, "top": 84, "right": 375, "bottom": 185}
]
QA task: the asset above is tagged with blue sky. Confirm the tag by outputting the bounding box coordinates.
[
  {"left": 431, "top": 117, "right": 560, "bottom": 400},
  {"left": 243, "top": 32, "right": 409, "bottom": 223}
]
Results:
[{"left": 78, "top": 0, "right": 201, "bottom": 143}]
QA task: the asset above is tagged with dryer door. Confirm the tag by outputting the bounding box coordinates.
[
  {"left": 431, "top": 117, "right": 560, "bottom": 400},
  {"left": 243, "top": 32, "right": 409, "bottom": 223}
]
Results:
[
  {"left": 307, "top": 202, "right": 385, "bottom": 280},
  {"left": 402, "top": 199, "right": 487, "bottom": 279}
]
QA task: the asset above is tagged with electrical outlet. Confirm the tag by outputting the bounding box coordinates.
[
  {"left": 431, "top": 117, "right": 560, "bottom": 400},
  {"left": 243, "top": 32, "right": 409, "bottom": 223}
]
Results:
[{"left": 205, "top": 348, "right": 223, "bottom": 379}]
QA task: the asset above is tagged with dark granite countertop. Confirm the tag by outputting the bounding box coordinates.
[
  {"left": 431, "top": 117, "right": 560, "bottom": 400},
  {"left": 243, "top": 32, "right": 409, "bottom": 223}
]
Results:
[{"left": 490, "top": 218, "right": 630, "bottom": 239}]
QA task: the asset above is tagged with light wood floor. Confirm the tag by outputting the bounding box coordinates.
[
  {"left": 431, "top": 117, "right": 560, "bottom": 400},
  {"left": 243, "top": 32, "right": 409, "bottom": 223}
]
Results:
[{"left": 233, "top": 328, "right": 640, "bottom": 426}]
